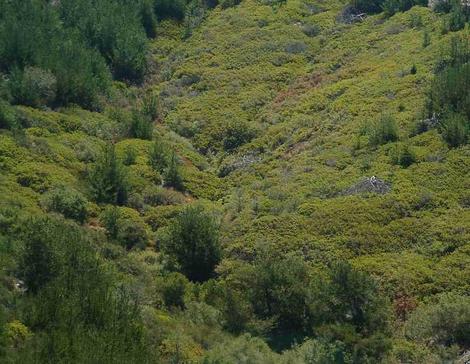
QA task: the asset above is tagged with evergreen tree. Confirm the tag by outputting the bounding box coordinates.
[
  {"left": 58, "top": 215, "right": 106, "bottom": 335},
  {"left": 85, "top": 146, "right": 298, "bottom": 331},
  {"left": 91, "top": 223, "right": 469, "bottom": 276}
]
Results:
[
  {"left": 163, "top": 206, "right": 220, "bottom": 282},
  {"left": 88, "top": 144, "right": 128, "bottom": 205},
  {"left": 148, "top": 138, "right": 168, "bottom": 173},
  {"left": 164, "top": 151, "right": 184, "bottom": 191}
]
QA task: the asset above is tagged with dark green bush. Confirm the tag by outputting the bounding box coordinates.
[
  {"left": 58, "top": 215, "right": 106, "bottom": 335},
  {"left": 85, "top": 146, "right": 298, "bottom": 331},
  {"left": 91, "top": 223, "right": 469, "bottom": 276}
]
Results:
[
  {"left": 16, "top": 216, "right": 152, "bottom": 362},
  {"left": 427, "top": 35, "right": 470, "bottom": 146},
  {"left": 8, "top": 66, "right": 56, "bottom": 108},
  {"left": 406, "top": 293, "right": 470, "bottom": 348},
  {"left": 129, "top": 110, "right": 153, "bottom": 140},
  {"left": 223, "top": 120, "right": 257, "bottom": 152},
  {"left": 163, "top": 205, "right": 220, "bottom": 282},
  {"left": 158, "top": 272, "right": 188, "bottom": 309},
  {"left": 88, "top": 144, "right": 128, "bottom": 205},
  {"left": 154, "top": 0, "right": 187, "bottom": 20},
  {"left": 100, "top": 207, "right": 149, "bottom": 250},
  {"left": 148, "top": 139, "right": 168, "bottom": 173},
  {"left": 41, "top": 186, "right": 88, "bottom": 224},
  {"left": 0, "top": 0, "right": 111, "bottom": 110},
  {"left": 441, "top": 112, "right": 468, "bottom": 147},
  {"left": 164, "top": 151, "right": 184, "bottom": 191},
  {"left": 350, "top": 0, "right": 426, "bottom": 15},
  {"left": 398, "top": 144, "right": 416, "bottom": 167},
  {"left": 368, "top": 114, "right": 399, "bottom": 146},
  {"left": 443, "top": 0, "right": 469, "bottom": 32},
  {"left": 0, "top": 101, "right": 17, "bottom": 129}
]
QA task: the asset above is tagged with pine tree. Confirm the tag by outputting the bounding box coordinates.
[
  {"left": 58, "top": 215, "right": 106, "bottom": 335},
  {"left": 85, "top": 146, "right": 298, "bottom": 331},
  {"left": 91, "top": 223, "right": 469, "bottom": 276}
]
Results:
[
  {"left": 88, "top": 144, "right": 128, "bottom": 205},
  {"left": 149, "top": 139, "right": 168, "bottom": 173},
  {"left": 164, "top": 151, "right": 184, "bottom": 191}
]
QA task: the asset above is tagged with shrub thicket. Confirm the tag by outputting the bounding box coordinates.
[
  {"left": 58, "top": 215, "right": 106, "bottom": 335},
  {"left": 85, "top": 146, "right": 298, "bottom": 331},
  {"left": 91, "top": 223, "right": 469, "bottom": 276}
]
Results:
[{"left": 163, "top": 206, "right": 221, "bottom": 282}]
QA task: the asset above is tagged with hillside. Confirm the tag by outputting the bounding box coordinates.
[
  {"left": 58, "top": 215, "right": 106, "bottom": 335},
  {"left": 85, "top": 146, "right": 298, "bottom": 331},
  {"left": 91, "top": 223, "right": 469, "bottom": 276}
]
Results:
[{"left": 1, "top": 0, "right": 469, "bottom": 363}]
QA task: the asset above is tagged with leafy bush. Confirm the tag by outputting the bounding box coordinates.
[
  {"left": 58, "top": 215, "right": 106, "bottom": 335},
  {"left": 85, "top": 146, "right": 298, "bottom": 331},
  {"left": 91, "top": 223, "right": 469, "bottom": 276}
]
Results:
[
  {"left": 223, "top": 120, "right": 257, "bottom": 152},
  {"left": 441, "top": 112, "right": 468, "bottom": 147},
  {"left": 0, "top": 0, "right": 111, "bottom": 110},
  {"left": 398, "top": 144, "right": 416, "bottom": 167},
  {"left": 427, "top": 35, "right": 470, "bottom": 146},
  {"left": 406, "top": 293, "right": 470, "bottom": 348},
  {"left": 8, "top": 66, "right": 56, "bottom": 108},
  {"left": 368, "top": 114, "right": 399, "bottom": 146},
  {"left": 154, "top": 0, "right": 187, "bottom": 20},
  {"left": 101, "top": 207, "right": 149, "bottom": 250},
  {"left": 442, "top": 0, "right": 469, "bottom": 32},
  {"left": 0, "top": 101, "right": 17, "bottom": 129},
  {"left": 350, "top": 0, "right": 426, "bottom": 15},
  {"left": 158, "top": 272, "right": 189, "bottom": 309},
  {"left": 163, "top": 205, "right": 220, "bottom": 282},
  {"left": 41, "top": 186, "right": 88, "bottom": 224}
]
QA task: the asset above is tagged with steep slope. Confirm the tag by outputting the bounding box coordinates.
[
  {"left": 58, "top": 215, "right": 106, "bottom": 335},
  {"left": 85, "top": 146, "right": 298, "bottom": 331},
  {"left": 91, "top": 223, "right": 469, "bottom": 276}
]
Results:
[
  {"left": 156, "top": 0, "right": 469, "bottom": 296},
  {"left": 1, "top": 0, "right": 469, "bottom": 362}
]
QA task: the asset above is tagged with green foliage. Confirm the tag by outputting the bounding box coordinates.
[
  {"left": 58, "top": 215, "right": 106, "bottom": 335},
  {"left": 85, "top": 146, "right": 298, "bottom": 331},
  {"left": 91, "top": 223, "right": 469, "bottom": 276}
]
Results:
[
  {"left": 154, "top": 0, "right": 187, "bottom": 20},
  {"left": 422, "top": 30, "right": 431, "bottom": 48},
  {"left": 428, "top": 35, "right": 470, "bottom": 146},
  {"left": 101, "top": 207, "right": 149, "bottom": 250},
  {"left": 350, "top": 0, "right": 426, "bottom": 15},
  {"left": 0, "top": 101, "right": 17, "bottom": 129},
  {"left": 149, "top": 138, "right": 169, "bottom": 173},
  {"left": 441, "top": 112, "right": 468, "bottom": 147},
  {"left": 396, "top": 144, "right": 416, "bottom": 167},
  {"left": 88, "top": 144, "right": 128, "bottom": 205},
  {"left": 406, "top": 293, "right": 470, "bottom": 348},
  {"left": 232, "top": 247, "right": 314, "bottom": 336},
  {"left": 223, "top": 119, "right": 257, "bottom": 152},
  {"left": 41, "top": 186, "right": 88, "bottom": 224},
  {"left": 0, "top": 0, "right": 111, "bottom": 110},
  {"left": 443, "top": 0, "right": 469, "bottom": 32},
  {"left": 368, "top": 114, "right": 399, "bottom": 146},
  {"left": 163, "top": 205, "right": 220, "bottom": 282},
  {"left": 8, "top": 66, "right": 56, "bottom": 108},
  {"left": 16, "top": 216, "right": 153, "bottom": 362},
  {"left": 158, "top": 272, "right": 189, "bottom": 309},
  {"left": 164, "top": 151, "right": 184, "bottom": 191},
  {"left": 129, "top": 110, "right": 154, "bottom": 140}
]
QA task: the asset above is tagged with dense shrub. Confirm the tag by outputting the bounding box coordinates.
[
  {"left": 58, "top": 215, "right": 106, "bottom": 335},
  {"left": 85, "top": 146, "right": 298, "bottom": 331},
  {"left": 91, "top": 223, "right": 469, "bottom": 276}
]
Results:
[
  {"left": 368, "top": 114, "right": 399, "bottom": 146},
  {"left": 406, "top": 293, "right": 470, "bottom": 348},
  {"left": 350, "top": 0, "right": 426, "bottom": 15},
  {"left": 441, "top": 112, "right": 468, "bottom": 147},
  {"left": 8, "top": 66, "right": 56, "bottom": 108},
  {"left": 223, "top": 120, "right": 257, "bottom": 152},
  {"left": 154, "top": 0, "right": 187, "bottom": 20},
  {"left": 158, "top": 272, "right": 189, "bottom": 309},
  {"left": 88, "top": 144, "right": 128, "bottom": 205},
  {"left": 0, "top": 0, "right": 111, "bottom": 110},
  {"left": 164, "top": 151, "right": 184, "bottom": 191},
  {"left": 128, "top": 110, "right": 153, "bottom": 140},
  {"left": 16, "top": 216, "right": 152, "bottom": 362},
  {"left": 41, "top": 186, "right": 88, "bottom": 224},
  {"left": 163, "top": 205, "right": 220, "bottom": 282},
  {"left": 148, "top": 139, "right": 168, "bottom": 173},
  {"left": 0, "top": 101, "right": 17, "bottom": 129},
  {"left": 427, "top": 35, "right": 470, "bottom": 146},
  {"left": 101, "top": 207, "right": 149, "bottom": 250},
  {"left": 442, "top": 0, "right": 469, "bottom": 32}
]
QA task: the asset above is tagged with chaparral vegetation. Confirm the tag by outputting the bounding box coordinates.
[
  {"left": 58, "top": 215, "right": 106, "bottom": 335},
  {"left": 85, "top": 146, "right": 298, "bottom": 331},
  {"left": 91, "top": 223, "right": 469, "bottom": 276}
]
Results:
[{"left": 0, "top": 0, "right": 469, "bottom": 363}]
